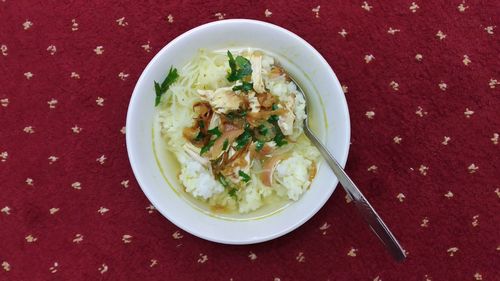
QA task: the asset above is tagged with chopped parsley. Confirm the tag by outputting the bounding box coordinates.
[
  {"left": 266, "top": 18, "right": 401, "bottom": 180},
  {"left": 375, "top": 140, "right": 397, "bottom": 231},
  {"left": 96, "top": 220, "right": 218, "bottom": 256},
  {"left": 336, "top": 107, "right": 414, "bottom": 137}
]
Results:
[
  {"left": 218, "top": 175, "right": 229, "bottom": 188},
  {"left": 228, "top": 188, "right": 238, "bottom": 198},
  {"left": 273, "top": 131, "right": 288, "bottom": 147},
  {"left": 257, "top": 124, "right": 268, "bottom": 136},
  {"left": 194, "top": 131, "right": 205, "bottom": 141},
  {"left": 207, "top": 127, "right": 222, "bottom": 138},
  {"left": 267, "top": 115, "right": 279, "bottom": 123},
  {"left": 222, "top": 139, "right": 229, "bottom": 150},
  {"left": 200, "top": 139, "right": 215, "bottom": 155},
  {"left": 238, "top": 170, "right": 251, "bottom": 182},
  {"left": 226, "top": 51, "right": 252, "bottom": 82},
  {"left": 154, "top": 66, "right": 179, "bottom": 106},
  {"left": 226, "top": 110, "right": 247, "bottom": 120},
  {"left": 235, "top": 130, "right": 252, "bottom": 150},
  {"left": 272, "top": 104, "right": 278, "bottom": 110},
  {"left": 255, "top": 140, "right": 265, "bottom": 152},
  {"left": 232, "top": 81, "right": 254, "bottom": 92},
  {"left": 198, "top": 120, "right": 205, "bottom": 129}
]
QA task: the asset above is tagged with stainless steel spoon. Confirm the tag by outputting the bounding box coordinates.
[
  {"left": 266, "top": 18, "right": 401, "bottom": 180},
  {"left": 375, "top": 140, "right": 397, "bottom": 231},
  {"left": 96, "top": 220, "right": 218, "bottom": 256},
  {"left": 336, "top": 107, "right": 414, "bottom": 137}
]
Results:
[{"left": 292, "top": 76, "right": 406, "bottom": 261}]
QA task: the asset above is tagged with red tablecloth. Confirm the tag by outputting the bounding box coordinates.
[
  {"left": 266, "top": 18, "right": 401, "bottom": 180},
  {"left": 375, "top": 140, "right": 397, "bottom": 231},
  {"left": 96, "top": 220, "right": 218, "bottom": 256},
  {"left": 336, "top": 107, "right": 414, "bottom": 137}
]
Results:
[{"left": 1, "top": 1, "right": 499, "bottom": 280}]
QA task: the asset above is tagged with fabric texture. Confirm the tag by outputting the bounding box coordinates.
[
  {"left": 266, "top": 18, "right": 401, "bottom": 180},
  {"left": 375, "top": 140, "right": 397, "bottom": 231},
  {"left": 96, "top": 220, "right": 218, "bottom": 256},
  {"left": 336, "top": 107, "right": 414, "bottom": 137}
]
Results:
[{"left": 1, "top": 1, "right": 499, "bottom": 280}]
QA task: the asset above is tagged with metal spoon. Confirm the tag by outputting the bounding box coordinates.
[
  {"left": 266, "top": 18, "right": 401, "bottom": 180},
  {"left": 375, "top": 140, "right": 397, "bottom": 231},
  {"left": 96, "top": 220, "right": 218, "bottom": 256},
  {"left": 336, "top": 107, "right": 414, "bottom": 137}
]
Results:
[{"left": 292, "top": 76, "right": 406, "bottom": 261}]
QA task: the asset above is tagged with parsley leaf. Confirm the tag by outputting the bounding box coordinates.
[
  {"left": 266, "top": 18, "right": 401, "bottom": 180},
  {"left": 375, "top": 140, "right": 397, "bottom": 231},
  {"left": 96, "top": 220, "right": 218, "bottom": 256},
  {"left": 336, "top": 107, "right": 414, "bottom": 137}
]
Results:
[
  {"left": 228, "top": 188, "right": 238, "bottom": 198},
  {"left": 232, "top": 81, "right": 254, "bottom": 92},
  {"left": 194, "top": 131, "right": 205, "bottom": 141},
  {"left": 255, "top": 140, "right": 265, "bottom": 152},
  {"left": 226, "top": 51, "right": 252, "bottom": 82},
  {"left": 238, "top": 170, "right": 251, "bottom": 183},
  {"left": 222, "top": 139, "right": 229, "bottom": 150},
  {"left": 267, "top": 115, "right": 279, "bottom": 123},
  {"left": 218, "top": 175, "right": 229, "bottom": 188},
  {"left": 200, "top": 139, "right": 215, "bottom": 155},
  {"left": 272, "top": 104, "right": 278, "bottom": 110},
  {"left": 198, "top": 120, "right": 205, "bottom": 129},
  {"left": 273, "top": 131, "right": 288, "bottom": 147},
  {"left": 257, "top": 124, "right": 268, "bottom": 136},
  {"left": 207, "top": 127, "right": 222, "bottom": 138},
  {"left": 235, "top": 130, "right": 252, "bottom": 150},
  {"left": 154, "top": 66, "right": 179, "bottom": 106}
]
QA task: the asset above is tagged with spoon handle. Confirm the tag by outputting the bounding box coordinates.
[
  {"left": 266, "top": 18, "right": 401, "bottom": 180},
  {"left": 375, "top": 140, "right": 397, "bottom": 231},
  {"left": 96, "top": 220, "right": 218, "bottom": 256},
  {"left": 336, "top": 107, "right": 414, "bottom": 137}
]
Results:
[{"left": 304, "top": 126, "right": 406, "bottom": 261}]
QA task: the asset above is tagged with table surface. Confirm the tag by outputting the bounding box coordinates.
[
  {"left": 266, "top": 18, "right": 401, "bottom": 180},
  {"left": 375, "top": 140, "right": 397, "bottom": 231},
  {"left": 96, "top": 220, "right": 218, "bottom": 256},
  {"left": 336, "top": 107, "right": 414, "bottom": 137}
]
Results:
[{"left": 1, "top": 1, "right": 499, "bottom": 280}]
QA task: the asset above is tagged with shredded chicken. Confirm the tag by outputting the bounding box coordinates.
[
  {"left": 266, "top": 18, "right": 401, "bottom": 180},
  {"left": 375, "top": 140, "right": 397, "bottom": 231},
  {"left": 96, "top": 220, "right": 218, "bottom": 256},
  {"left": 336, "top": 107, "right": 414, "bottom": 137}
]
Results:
[
  {"left": 250, "top": 54, "right": 265, "bottom": 93},
  {"left": 198, "top": 87, "right": 242, "bottom": 114}
]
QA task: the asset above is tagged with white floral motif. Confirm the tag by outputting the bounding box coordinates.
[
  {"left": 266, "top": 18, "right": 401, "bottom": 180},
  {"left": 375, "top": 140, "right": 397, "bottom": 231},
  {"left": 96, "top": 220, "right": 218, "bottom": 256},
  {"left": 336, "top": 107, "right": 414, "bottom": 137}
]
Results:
[
  {"left": 319, "top": 222, "right": 331, "bottom": 235},
  {"left": 26, "top": 178, "right": 34, "bottom": 185},
  {"left": 312, "top": 5, "right": 320, "bottom": 18},
  {"left": 142, "top": 41, "right": 151, "bottom": 52},
  {"left": 24, "top": 72, "right": 33, "bottom": 79},
  {"left": 1, "top": 206, "right": 11, "bottom": 215},
  {"left": 462, "top": 55, "right": 471, "bottom": 66},
  {"left": 49, "top": 262, "right": 58, "bottom": 273},
  {"left": 248, "top": 252, "right": 257, "bottom": 260},
  {"left": 361, "top": 1, "right": 373, "bottom": 11},
  {"left": 345, "top": 194, "right": 352, "bottom": 203},
  {"left": 387, "top": 27, "right": 400, "bottom": 35},
  {"left": 49, "top": 208, "right": 59, "bottom": 214},
  {"left": 197, "top": 253, "right": 208, "bottom": 263},
  {"left": 364, "top": 54, "right": 375, "bottom": 63},
  {"left": 415, "top": 54, "right": 423, "bottom": 61},
  {"left": 439, "top": 81, "right": 447, "bottom": 91},
  {"left": 491, "top": 133, "right": 499, "bottom": 144},
  {"left": 71, "top": 72, "right": 80, "bottom": 79},
  {"left": 468, "top": 164, "right": 478, "bottom": 173},
  {"left": 393, "top": 136, "right": 402, "bottom": 144},
  {"left": 444, "top": 191, "right": 454, "bottom": 198},
  {"left": 23, "top": 126, "right": 34, "bottom": 134},
  {"left": 94, "top": 46, "right": 104, "bottom": 55},
  {"left": 150, "top": 259, "right": 158, "bottom": 267},
  {"left": 472, "top": 215, "right": 479, "bottom": 227},
  {"left": 365, "top": 111, "right": 375, "bottom": 119},
  {"left": 214, "top": 13, "right": 225, "bottom": 20},
  {"left": 415, "top": 106, "right": 427, "bottom": 117},
  {"left": 73, "top": 234, "right": 83, "bottom": 243},
  {"left": 172, "top": 230, "right": 183, "bottom": 239},
  {"left": 71, "top": 125, "right": 82, "bottom": 134},
  {"left": 464, "top": 108, "right": 474, "bottom": 118},
  {"left": 98, "top": 264, "right": 108, "bottom": 274},
  {"left": 447, "top": 247, "right": 458, "bottom": 256},
  {"left": 474, "top": 273, "right": 483, "bottom": 280},
  {"left": 338, "top": 29, "right": 348, "bottom": 37},
  {"left": 264, "top": 9, "right": 272, "bottom": 17},
  {"left": 457, "top": 2, "right": 469, "bottom": 12},
  {"left": 98, "top": 207, "right": 109, "bottom": 214},
  {"left": 347, "top": 248, "right": 358, "bottom": 257},
  {"left": 436, "top": 30, "right": 447, "bottom": 40},
  {"left": 23, "top": 20, "right": 33, "bottom": 30},
  {"left": 146, "top": 204, "right": 155, "bottom": 213},
  {"left": 389, "top": 81, "right": 399, "bottom": 91},
  {"left": 373, "top": 276, "right": 381, "bottom": 281},
  {"left": 495, "top": 188, "right": 500, "bottom": 198},
  {"left": 342, "top": 85, "right": 348, "bottom": 93},
  {"left": 118, "top": 72, "right": 129, "bottom": 81},
  {"left": 25, "top": 234, "right": 38, "bottom": 243},
  {"left": 419, "top": 165, "right": 429, "bottom": 175},
  {"left": 367, "top": 165, "right": 378, "bottom": 172},
  {"left": 484, "top": 26, "right": 496, "bottom": 35},
  {"left": 296, "top": 252, "right": 305, "bottom": 262},
  {"left": 96, "top": 97, "right": 104, "bottom": 106},
  {"left": 48, "top": 156, "right": 59, "bottom": 164},
  {"left": 116, "top": 17, "right": 128, "bottom": 26},
  {"left": 1, "top": 98, "right": 9, "bottom": 107},
  {"left": 96, "top": 155, "right": 106, "bottom": 164},
  {"left": 442, "top": 136, "right": 451, "bottom": 145},
  {"left": 47, "top": 45, "right": 57, "bottom": 55},
  {"left": 396, "top": 193, "right": 405, "bottom": 202},
  {"left": 71, "top": 19, "right": 79, "bottom": 31},
  {"left": 1, "top": 151, "right": 8, "bottom": 162},
  {"left": 121, "top": 126, "right": 126, "bottom": 134},
  {"left": 71, "top": 182, "right": 81, "bottom": 190},
  {"left": 47, "top": 98, "right": 58, "bottom": 109},
  {"left": 421, "top": 217, "right": 429, "bottom": 227},
  {"left": 167, "top": 14, "right": 174, "bottom": 23},
  {"left": 2, "top": 261, "right": 10, "bottom": 272},
  {"left": 409, "top": 2, "right": 419, "bottom": 12},
  {"left": 122, "top": 234, "right": 132, "bottom": 243},
  {"left": 489, "top": 78, "right": 498, "bottom": 89},
  {"left": 121, "top": 180, "right": 129, "bottom": 188},
  {"left": 0, "top": 44, "right": 7, "bottom": 56}
]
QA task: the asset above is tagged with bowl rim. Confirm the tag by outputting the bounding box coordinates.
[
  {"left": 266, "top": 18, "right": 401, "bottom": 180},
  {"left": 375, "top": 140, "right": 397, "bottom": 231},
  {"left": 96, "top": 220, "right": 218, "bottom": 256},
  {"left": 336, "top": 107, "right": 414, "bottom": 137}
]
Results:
[{"left": 126, "top": 18, "right": 351, "bottom": 244}]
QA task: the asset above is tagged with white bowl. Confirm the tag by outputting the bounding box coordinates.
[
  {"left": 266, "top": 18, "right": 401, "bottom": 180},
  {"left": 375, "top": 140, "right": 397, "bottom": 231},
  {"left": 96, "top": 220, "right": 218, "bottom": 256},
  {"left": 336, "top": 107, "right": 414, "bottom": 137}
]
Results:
[{"left": 126, "top": 19, "right": 350, "bottom": 244}]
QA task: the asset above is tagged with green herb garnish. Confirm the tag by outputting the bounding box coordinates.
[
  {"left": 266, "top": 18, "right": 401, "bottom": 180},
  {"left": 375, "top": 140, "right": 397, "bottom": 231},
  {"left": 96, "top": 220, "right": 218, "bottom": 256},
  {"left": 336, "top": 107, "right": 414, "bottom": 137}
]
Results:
[
  {"left": 154, "top": 66, "right": 179, "bottom": 106},
  {"left": 200, "top": 139, "right": 215, "bottom": 155},
  {"left": 228, "top": 188, "right": 238, "bottom": 198},
  {"left": 267, "top": 115, "right": 279, "bottom": 123},
  {"left": 207, "top": 127, "right": 222, "bottom": 138},
  {"left": 272, "top": 104, "right": 278, "bottom": 110},
  {"left": 218, "top": 175, "right": 229, "bottom": 188},
  {"left": 232, "top": 81, "right": 254, "bottom": 92},
  {"left": 255, "top": 140, "right": 265, "bottom": 152},
  {"left": 198, "top": 120, "right": 205, "bottom": 129},
  {"left": 235, "top": 130, "right": 252, "bottom": 150},
  {"left": 238, "top": 170, "right": 251, "bottom": 183},
  {"left": 273, "top": 131, "right": 288, "bottom": 147},
  {"left": 257, "top": 124, "right": 268, "bottom": 136},
  {"left": 222, "top": 139, "right": 229, "bottom": 150},
  {"left": 226, "top": 51, "right": 252, "bottom": 82},
  {"left": 194, "top": 132, "right": 205, "bottom": 141}
]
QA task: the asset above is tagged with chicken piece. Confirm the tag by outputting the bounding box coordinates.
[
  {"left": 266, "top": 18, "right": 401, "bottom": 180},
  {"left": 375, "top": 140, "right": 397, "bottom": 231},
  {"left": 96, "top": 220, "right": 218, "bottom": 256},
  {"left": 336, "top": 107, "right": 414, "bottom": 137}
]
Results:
[
  {"left": 198, "top": 87, "right": 242, "bottom": 114},
  {"left": 248, "top": 91, "right": 261, "bottom": 113},
  {"left": 277, "top": 96, "right": 296, "bottom": 136},
  {"left": 250, "top": 54, "right": 266, "bottom": 94},
  {"left": 208, "top": 113, "right": 220, "bottom": 130},
  {"left": 183, "top": 143, "right": 209, "bottom": 167}
]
